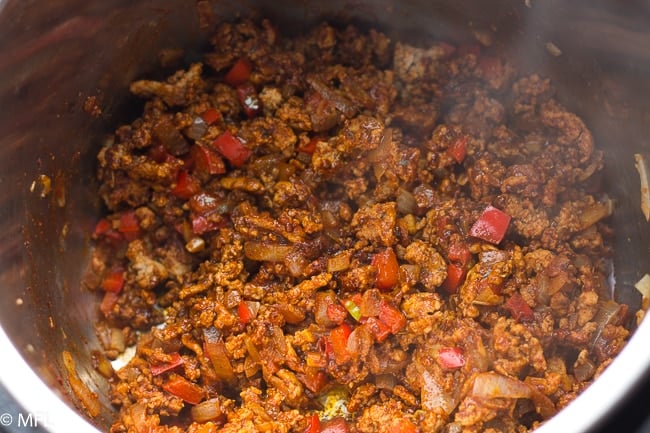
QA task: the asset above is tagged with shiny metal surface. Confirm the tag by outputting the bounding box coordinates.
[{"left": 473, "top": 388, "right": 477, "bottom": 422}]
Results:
[{"left": 1, "top": 1, "right": 650, "bottom": 432}]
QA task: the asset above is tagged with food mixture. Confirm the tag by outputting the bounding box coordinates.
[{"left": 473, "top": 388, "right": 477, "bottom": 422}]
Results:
[{"left": 88, "top": 18, "right": 630, "bottom": 433}]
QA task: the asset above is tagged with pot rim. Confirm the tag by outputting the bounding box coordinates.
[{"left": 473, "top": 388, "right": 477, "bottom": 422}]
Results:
[
  {"left": 0, "top": 326, "right": 100, "bottom": 433},
  {"left": 2, "top": 315, "right": 650, "bottom": 433},
  {"left": 536, "top": 314, "right": 650, "bottom": 433}
]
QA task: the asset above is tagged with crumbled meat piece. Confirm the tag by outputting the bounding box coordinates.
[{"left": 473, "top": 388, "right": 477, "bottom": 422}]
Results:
[
  {"left": 130, "top": 63, "right": 206, "bottom": 107},
  {"left": 125, "top": 239, "right": 169, "bottom": 290},
  {"left": 351, "top": 202, "right": 397, "bottom": 247},
  {"left": 393, "top": 41, "right": 451, "bottom": 83},
  {"left": 89, "top": 18, "right": 625, "bottom": 433},
  {"left": 403, "top": 240, "right": 447, "bottom": 291}
]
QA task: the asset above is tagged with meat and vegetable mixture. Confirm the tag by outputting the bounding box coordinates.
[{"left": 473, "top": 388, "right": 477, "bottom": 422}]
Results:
[{"left": 89, "top": 18, "right": 630, "bottom": 433}]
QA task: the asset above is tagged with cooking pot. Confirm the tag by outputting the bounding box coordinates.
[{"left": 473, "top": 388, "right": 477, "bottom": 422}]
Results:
[{"left": 2, "top": 0, "right": 650, "bottom": 432}]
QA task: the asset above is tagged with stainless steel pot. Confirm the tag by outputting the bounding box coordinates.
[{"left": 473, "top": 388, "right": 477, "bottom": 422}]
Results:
[{"left": 2, "top": 0, "right": 650, "bottom": 432}]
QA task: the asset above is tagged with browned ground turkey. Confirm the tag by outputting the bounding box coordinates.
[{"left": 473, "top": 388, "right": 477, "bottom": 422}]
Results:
[{"left": 88, "top": 18, "right": 628, "bottom": 433}]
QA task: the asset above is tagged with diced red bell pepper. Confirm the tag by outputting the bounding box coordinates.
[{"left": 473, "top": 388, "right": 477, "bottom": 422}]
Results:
[
  {"left": 298, "top": 137, "right": 321, "bottom": 154},
  {"left": 100, "top": 291, "right": 119, "bottom": 318},
  {"left": 378, "top": 300, "right": 406, "bottom": 335},
  {"left": 320, "top": 417, "right": 350, "bottom": 433},
  {"left": 191, "top": 144, "right": 226, "bottom": 176},
  {"left": 200, "top": 108, "right": 221, "bottom": 125},
  {"left": 477, "top": 56, "right": 503, "bottom": 83},
  {"left": 93, "top": 218, "right": 112, "bottom": 238},
  {"left": 224, "top": 58, "right": 252, "bottom": 87},
  {"left": 387, "top": 419, "right": 418, "bottom": 433},
  {"left": 504, "top": 292, "right": 534, "bottom": 322},
  {"left": 329, "top": 323, "right": 352, "bottom": 365},
  {"left": 191, "top": 216, "right": 207, "bottom": 235},
  {"left": 303, "top": 413, "right": 321, "bottom": 433},
  {"left": 299, "top": 369, "right": 328, "bottom": 394},
  {"left": 469, "top": 205, "right": 511, "bottom": 244},
  {"left": 171, "top": 170, "right": 202, "bottom": 200},
  {"left": 372, "top": 247, "right": 399, "bottom": 291},
  {"left": 162, "top": 374, "right": 204, "bottom": 405},
  {"left": 441, "top": 263, "right": 466, "bottom": 294},
  {"left": 447, "top": 135, "right": 468, "bottom": 164},
  {"left": 93, "top": 219, "right": 125, "bottom": 245},
  {"left": 150, "top": 352, "right": 184, "bottom": 376},
  {"left": 448, "top": 241, "right": 472, "bottom": 267},
  {"left": 437, "top": 347, "right": 466, "bottom": 369},
  {"left": 212, "top": 131, "right": 252, "bottom": 167},
  {"left": 148, "top": 143, "right": 176, "bottom": 164},
  {"left": 326, "top": 303, "right": 348, "bottom": 325},
  {"left": 237, "top": 300, "right": 254, "bottom": 325},
  {"left": 457, "top": 43, "right": 482, "bottom": 58},
  {"left": 236, "top": 82, "right": 262, "bottom": 118},
  {"left": 101, "top": 268, "right": 125, "bottom": 293},
  {"left": 361, "top": 316, "right": 392, "bottom": 343},
  {"left": 437, "top": 41, "right": 457, "bottom": 59},
  {"left": 191, "top": 214, "right": 223, "bottom": 235},
  {"left": 318, "top": 335, "right": 334, "bottom": 359},
  {"left": 118, "top": 210, "right": 141, "bottom": 241}
]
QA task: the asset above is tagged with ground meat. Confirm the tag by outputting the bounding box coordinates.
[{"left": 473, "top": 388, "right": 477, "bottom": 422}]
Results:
[
  {"left": 351, "top": 202, "right": 397, "bottom": 247},
  {"left": 88, "top": 18, "right": 628, "bottom": 433},
  {"left": 403, "top": 240, "right": 447, "bottom": 291}
]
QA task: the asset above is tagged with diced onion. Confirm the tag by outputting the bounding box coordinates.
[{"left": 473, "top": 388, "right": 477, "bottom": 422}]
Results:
[
  {"left": 185, "top": 236, "right": 206, "bottom": 253},
  {"left": 573, "top": 357, "right": 596, "bottom": 382},
  {"left": 275, "top": 303, "right": 306, "bottom": 325},
  {"left": 320, "top": 209, "right": 339, "bottom": 229},
  {"left": 244, "top": 300, "right": 261, "bottom": 320},
  {"left": 359, "top": 289, "right": 382, "bottom": 317},
  {"left": 327, "top": 250, "right": 352, "bottom": 273},
  {"left": 129, "top": 403, "right": 150, "bottom": 433},
  {"left": 314, "top": 291, "right": 338, "bottom": 327},
  {"left": 578, "top": 198, "right": 613, "bottom": 229},
  {"left": 472, "top": 286, "right": 503, "bottom": 306},
  {"left": 547, "top": 270, "right": 569, "bottom": 295},
  {"left": 635, "top": 273, "right": 650, "bottom": 299},
  {"left": 110, "top": 327, "right": 126, "bottom": 352},
  {"left": 186, "top": 116, "right": 208, "bottom": 140},
  {"left": 346, "top": 325, "right": 373, "bottom": 360},
  {"left": 635, "top": 153, "right": 650, "bottom": 221},
  {"left": 92, "top": 351, "right": 115, "bottom": 378},
  {"left": 421, "top": 370, "right": 457, "bottom": 414},
  {"left": 306, "top": 75, "right": 357, "bottom": 117},
  {"left": 154, "top": 119, "right": 189, "bottom": 155},
  {"left": 367, "top": 128, "right": 393, "bottom": 163},
  {"left": 202, "top": 327, "right": 235, "bottom": 382},
  {"left": 191, "top": 398, "right": 223, "bottom": 423},
  {"left": 245, "top": 338, "right": 261, "bottom": 362},
  {"left": 375, "top": 373, "right": 397, "bottom": 390},
  {"left": 590, "top": 300, "right": 627, "bottom": 347},
  {"left": 285, "top": 249, "right": 308, "bottom": 277},
  {"left": 529, "top": 387, "right": 557, "bottom": 418},
  {"left": 244, "top": 241, "right": 293, "bottom": 262},
  {"left": 396, "top": 188, "right": 417, "bottom": 215},
  {"left": 367, "top": 129, "right": 394, "bottom": 180},
  {"left": 471, "top": 372, "right": 531, "bottom": 399}
]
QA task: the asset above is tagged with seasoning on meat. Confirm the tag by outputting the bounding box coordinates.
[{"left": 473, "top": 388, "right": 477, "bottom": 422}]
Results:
[{"left": 88, "top": 18, "right": 629, "bottom": 433}]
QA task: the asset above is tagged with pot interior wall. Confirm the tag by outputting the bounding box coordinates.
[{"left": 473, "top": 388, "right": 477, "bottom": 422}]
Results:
[{"left": 1, "top": 0, "right": 650, "bottom": 430}]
